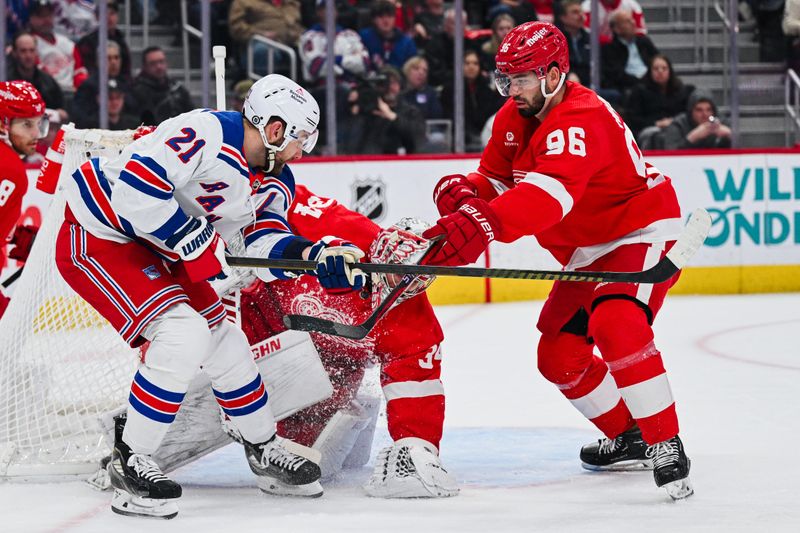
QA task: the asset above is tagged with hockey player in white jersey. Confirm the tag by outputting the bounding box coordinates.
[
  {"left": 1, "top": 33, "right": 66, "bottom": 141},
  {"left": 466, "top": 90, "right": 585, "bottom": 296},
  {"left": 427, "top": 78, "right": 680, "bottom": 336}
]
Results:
[{"left": 54, "top": 74, "right": 367, "bottom": 519}]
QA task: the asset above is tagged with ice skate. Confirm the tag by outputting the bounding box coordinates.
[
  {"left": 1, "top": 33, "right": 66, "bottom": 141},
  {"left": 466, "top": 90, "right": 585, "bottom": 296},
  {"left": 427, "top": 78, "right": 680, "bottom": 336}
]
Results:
[
  {"left": 364, "top": 438, "right": 459, "bottom": 498},
  {"left": 107, "top": 440, "right": 181, "bottom": 519},
  {"left": 245, "top": 435, "right": 323, "bottom": 498},
  {"left": 646, "top": 435, "right": 694, "bottom": 500},
  {"left": 580, "top": 425, "right": 652, "bottom": 471}
]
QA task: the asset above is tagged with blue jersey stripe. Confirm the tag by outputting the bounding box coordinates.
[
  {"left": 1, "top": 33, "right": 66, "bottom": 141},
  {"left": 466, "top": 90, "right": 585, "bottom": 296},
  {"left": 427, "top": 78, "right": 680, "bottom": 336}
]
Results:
[
  {"left": 133, "top": 371, "right": 186, "bottom": 403},
  {"left": 216, "top": 152, "right": 249, "bottom": 180},
  {"left": 209, "top": 111, "right": 245, "bottom": 148},
  {"left": 213, "top": 374, "right": 262, "bottom": 401},
  {"left": 129, "top": 394, "right": 177, "bottom": 424},
  {"left": 131, "top": 153, "right": 169, "bottom": 180},
  {"left": 118, "top": 169, "right": 174, "bottom": 200},
  {"left": 150, "top": 207, "right": 191, "bottom": 241},
  {"left": 221, "top": 392, "right": 268, "bottom": 417}
]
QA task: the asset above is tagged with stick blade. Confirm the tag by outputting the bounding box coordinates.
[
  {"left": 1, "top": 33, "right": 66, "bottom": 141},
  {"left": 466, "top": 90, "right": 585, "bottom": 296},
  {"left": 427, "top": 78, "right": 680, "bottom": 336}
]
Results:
[
  {"left": 666, "top": 208, "right": 711, "bottom": 270},
  {"left": 283, "top": 314, "right": 369, "bottom": 340}
]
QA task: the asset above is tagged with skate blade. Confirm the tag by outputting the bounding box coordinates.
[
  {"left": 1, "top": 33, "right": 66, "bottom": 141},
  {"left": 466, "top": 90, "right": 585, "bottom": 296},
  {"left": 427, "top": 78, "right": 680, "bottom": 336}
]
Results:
[
  {"left": 664, "top": 477, "right": 694, "bottom": 500},
  {"left": 256, "top": 477, "right": 323, "bottom": 498},
  {"left": 111, "top": 489, "right": 178, "bottom": 519},
  {"left": 581, "top": 459, "right": 653, "bottom": 472}
]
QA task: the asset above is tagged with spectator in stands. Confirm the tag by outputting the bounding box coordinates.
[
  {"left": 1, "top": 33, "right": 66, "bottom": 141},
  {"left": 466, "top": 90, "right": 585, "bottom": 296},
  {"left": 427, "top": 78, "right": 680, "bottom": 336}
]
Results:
[
  {"left": 75, "top": 79, "right": 140, "bottom": 130},
  {"left": 341, "top": 65, "right": 425, "bottom": 155},
  {"left": 131, "top": 46, "right": 194, "bottom": 126},
  {"left": 27, "top": 0, "right": 84, "bottom": 91},
  {"left": 299, "top": 0, "right": 369, "bottom": 86},
  {"left": 557, "top": 0, "right": 591, "bottom": 85},
  {"left": 441, "top": 49, "right": 504, "bottom": 152},
  {"left": 784, "top": 0, "right": 800, "bottom": 71},
  {"left": 72, "top": 41, "right": 136, "bottom": 127},
  {"left": 624, "top": 54, "right": 695, "bottom": 147},
  {"left": 75, "top": 1, "right": 132, "bottom": 86},
  {"left": 360, "top": 0, "right": 418, "bottom": 71},
  {"left": 487, "top": 0, "right": 538, "bottom": 26},
  {"left": 424, "top": 7, "right": 467, "bottom": 87},
  {"left": 413, "top": 0, "right": 446, "bottom": 45},
  {"left": 6, "top": 30, "right": 68, "bottom": 122},
  {"left": 601, "top": 9, "right": 659, "bottom": 99},
  {"left": 401, "top": 56, "right": 443, "bottom": 120},
  {"left": 661, "top": 90, "right": 732, "bottom": 150},
  {"left": 480, "top": 13, "right": 515, "bottom": 74},
  {"left": 228, "top": 0, "right": 304, "bottom": 76},
  {"left": 229, "top": 0, "right": 304, "bottom": 47},
  {"left": 582, "top": 0, "right": 646, "bottom": 45}
]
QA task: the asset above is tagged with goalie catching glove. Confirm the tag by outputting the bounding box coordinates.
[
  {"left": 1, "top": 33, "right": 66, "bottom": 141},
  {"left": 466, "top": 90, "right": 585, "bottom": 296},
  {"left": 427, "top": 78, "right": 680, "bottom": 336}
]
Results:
[
  {"left": 369, "top": 217, "right": 436, "bottom": 308},
  {"left": 166, "top": 217, "right": 230, "bottom": 283},
  {"left": 307, "top": 236, "right": 367, "bottom": 294}
]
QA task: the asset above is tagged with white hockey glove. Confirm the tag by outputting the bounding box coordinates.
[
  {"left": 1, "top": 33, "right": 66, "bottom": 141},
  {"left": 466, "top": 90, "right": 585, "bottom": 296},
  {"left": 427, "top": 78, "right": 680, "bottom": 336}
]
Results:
[
  {"left": 307, "top": 236, "right": 367, "bottom": 294},
  {"left": 368, "top": 217, "right": 436, "bottom": 308},
  {"left": 168, "top": 217, "right": 231, "bottom": 283}
]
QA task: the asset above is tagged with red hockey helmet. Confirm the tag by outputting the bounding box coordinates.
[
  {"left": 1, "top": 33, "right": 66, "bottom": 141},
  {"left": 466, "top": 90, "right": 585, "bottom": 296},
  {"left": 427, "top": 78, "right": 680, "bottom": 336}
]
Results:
[
  {"left": 0, "top": 81, "right": 46, "bottom": 122},
  {"left": 495, "top": 21, "right": 569, "bottom": 77}
]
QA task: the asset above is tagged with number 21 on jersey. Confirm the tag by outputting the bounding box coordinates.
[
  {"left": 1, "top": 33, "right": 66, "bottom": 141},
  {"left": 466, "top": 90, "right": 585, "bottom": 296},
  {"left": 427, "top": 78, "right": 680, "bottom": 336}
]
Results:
[{"left": 166, "top": 128, "right": 205, "bottom": 163}]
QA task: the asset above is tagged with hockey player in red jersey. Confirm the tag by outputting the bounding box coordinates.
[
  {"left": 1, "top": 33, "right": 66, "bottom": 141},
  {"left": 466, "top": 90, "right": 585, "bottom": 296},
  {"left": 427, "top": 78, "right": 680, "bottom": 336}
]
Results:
[
  {"left": 237, "top": 184, "right": 458, "bottom": 498},
  {"left": 0, "top": 81, "right": 47, "bottom": 317},
  {"left": 54, "top": 75, "right": 368, "bottom": 517},
  {"left": 423, "top": 21, "right": 693, "bottom": 500}
]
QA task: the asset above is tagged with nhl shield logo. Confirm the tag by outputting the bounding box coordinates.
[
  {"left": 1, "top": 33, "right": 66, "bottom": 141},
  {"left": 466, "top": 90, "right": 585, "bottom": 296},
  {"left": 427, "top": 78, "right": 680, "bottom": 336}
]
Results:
[{"left": 352, "top": 178, "right": 386, "bottom": 222}]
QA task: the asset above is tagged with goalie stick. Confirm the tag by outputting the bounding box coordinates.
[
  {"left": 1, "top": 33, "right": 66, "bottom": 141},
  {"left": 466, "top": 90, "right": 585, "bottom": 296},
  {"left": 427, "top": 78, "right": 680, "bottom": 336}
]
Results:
[{"left": 227, "top": 208, "right": 711, "bottom": 284}]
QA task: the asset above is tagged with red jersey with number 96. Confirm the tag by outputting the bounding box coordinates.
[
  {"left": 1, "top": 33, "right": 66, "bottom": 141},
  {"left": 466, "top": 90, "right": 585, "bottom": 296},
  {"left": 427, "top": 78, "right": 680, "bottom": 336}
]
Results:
[{"left": 473, "top": 82, "right": 682, "bottom": 268}]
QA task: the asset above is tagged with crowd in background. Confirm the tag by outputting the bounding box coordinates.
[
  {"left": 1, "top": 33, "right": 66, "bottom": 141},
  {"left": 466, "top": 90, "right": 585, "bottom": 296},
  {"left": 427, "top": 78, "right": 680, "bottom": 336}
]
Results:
[{"left": 6, "top": 0, "right": 800, "bottom": 159}]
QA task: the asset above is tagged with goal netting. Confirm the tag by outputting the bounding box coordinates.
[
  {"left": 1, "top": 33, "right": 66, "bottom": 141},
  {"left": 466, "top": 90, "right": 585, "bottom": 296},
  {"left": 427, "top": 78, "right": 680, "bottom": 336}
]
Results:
[{"left": 0, "top": 126, "right": 140, "bottom": 479}]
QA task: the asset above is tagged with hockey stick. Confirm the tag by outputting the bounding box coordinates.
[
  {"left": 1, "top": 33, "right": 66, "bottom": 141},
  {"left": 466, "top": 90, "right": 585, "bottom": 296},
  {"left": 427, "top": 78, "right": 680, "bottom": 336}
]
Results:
[
  {"left": 282, "top": 236, "right": 445, "bottom": 339},
  {"left": 1, "top": 267, "right": 24, "bottom": 289},
  {"left": 283, "top": 274, "right": 416, "bottom": 339},
  {"left": 227, "top": 208, "right": 712, "bottom": 285}
]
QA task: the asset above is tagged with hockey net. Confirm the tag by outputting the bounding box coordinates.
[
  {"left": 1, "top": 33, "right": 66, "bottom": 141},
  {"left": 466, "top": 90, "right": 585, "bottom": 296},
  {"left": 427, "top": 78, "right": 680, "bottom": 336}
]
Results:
[{"left": 0, "top": 126, "right": 140, "bottom": 479}]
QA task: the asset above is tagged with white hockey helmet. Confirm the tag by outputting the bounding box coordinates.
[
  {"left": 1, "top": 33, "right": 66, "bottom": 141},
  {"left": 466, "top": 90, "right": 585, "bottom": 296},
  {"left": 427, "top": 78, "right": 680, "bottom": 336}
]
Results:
[{"left": 242, "top": 74, "right": 320, "bottom": 154}]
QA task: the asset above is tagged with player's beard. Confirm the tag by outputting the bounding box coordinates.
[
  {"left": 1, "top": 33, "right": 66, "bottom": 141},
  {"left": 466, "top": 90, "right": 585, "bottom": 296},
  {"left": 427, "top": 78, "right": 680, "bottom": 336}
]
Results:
[{"left": 514, "top": 92, "right": 544, "bottom": 118}]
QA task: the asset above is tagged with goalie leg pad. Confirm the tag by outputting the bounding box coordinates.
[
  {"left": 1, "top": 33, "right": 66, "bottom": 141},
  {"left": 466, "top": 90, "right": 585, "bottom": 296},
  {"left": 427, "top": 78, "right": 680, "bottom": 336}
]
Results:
[
  {"left": 364, "top": 437, "right": 459, "bottom": 498},
  {"left": 311, "top": 393, "right": 380, "bottom": 478}
]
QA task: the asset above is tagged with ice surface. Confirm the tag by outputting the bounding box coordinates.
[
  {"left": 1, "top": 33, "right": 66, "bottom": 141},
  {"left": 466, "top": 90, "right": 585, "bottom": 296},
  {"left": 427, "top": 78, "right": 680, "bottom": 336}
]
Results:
[{"left": 2, "top": 293, "right": 799, "bottom": 532}]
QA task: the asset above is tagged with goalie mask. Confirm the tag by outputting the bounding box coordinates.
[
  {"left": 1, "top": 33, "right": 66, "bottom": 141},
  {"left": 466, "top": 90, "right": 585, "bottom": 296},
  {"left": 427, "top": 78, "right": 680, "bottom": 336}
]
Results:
[{"left": 369, "top": 218, "right": 436, "bottom": 309}]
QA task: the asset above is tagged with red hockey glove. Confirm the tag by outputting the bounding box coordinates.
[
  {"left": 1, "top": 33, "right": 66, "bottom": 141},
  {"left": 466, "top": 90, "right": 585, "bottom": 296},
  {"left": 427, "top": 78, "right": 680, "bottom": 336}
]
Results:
[
  {"left": 422, "top": 199, "right": 500, "bottom": 266},
  {"left": 8, "top": 225, "right": 39, "bottom": 262},
  {"left": 432, "top": 174, "right": 478, "bottom": 216},
  {"left": 307, "top": 236, "right": 367, "bottom": 294},
  {"left": 169, "top": 218, "right": 231, "bottom": 283}
]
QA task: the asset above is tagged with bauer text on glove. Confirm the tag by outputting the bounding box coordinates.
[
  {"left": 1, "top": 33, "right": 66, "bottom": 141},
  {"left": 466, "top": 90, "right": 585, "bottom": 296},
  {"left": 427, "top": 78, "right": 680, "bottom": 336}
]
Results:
[
  {"left": 432, "top": 174, "right": 478, "bottom": 216},
  {"left": 422, "top": 199, "right": 500, "bottom": 266}
]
